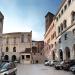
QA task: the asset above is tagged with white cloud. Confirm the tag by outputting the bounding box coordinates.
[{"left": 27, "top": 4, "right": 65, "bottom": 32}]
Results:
[{"left": 32, "top": 31, "right": 43, "bottom": 41}]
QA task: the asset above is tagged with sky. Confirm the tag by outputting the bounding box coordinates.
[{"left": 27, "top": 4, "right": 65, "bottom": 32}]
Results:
[{"left": 0, "top": 0, "right": 62, "bottom": 41}]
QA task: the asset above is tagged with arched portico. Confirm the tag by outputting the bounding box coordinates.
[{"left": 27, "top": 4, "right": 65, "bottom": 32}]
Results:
[
  {"left": 4, "top": 55, "right": 9, "bottom": 61},
  {"left": 64, "top": 47, "right": 70, "bottom": 60},
  {"left": 12, "top": 55, "right": 16, "bottom": 61},
  {"left": 59, "top": 49, "right": 63, "bottom": 61}
]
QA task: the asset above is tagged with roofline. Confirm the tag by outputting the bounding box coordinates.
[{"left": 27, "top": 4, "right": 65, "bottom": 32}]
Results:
[
  {"left": 0, "top": 11, "right": 4, "bottom": 19},
  {"left": 3, "top": 31, "right": 32, "bottom": 35},
  {"left": 45, "top": 12, "right": 55, "bottom": 17},
  {"left": 55, "top": 0, "right": 66, "bottom": 16}
]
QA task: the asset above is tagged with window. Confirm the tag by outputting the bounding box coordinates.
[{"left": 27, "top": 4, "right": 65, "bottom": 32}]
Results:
[
  {"left": 21, "top": 34, "right": 24, "bottom": 43},
  {"left": 71, "top": 11, "right": 75, "bottom": 23},
  {"left": 55, "top": 42, "right": 56, "bottom": 46},
  {"left": 26, "top": 55, "right": 30, "bottom": 58},
  {"left": 61, "top": 10, "right": 63, "bottom": 15},
  {"left": 64, "top": 34, "right": 68, "bottom": 40},
  {"left": 64, "top": 4, "right": 67, "bottom": 11},
  {"left": 14, "top": 37, "right": 16, "bottom": 44},
  {"left": 59, "top": 38, "right": 61, "bottom": 43},
  {"left": 13, "top": 47, "right": 16, "bottom": 52},
  {"left": 58, "top": 14, "right": 61, "bottom": 18},
  {"left": 58, "top": 26, "right": 60, "bottom": 33},
  {"left": 61, "top": 23, "right": 63, "bottom": 31},
  {"left": 56, "top": 17, "right": 58, "bottom": 21},
  {"left": 22, "top": 55, "right": 24, "bottom": 59},
  {"left": 6, "top": 47, "right": 9, "bottom": 52},
  {"left": 28, "top": 34, "right": 31, "bottom": 42},
  {"left": 68, "top": 0, "right": 71, "bottom": 5},
  {"left": 40, "top": 53, "right": 42, "bottom": 55},
  {"left": 63, "top": 20, "right": 67, "bottom": 28},
  {"left": 6, "top": 37, "right": 9, "bottom": 44}
]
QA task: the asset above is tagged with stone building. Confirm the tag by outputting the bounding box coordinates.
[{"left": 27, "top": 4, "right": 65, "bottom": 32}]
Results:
[
  {"left": 2, "top": 31, "right": 32, "bottom": 64},
  {"left": 44, "top": 0, "right": 75, "bottom": 61},
  {"left": 55, "top": 0, "right": 75, "bottom": 61},
  {"left": 0, "top": 12, "right": 4, "bottom": 60},
  {"left": 32, "top": 41, "right": 44, "bottom": 64},
  {"left": 44, "top": 12, "right": 56, "bottom": 60}
]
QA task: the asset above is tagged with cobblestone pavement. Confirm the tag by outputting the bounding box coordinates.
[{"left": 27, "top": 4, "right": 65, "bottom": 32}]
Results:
[{"left": 17, "top": 64, "right": 73, "bottom": 75}]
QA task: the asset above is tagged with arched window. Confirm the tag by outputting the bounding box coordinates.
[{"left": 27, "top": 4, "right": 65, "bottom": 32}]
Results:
[
  {"left": 63, "top": 20, "right": 67, "bottom": 28},
  {"left": 6, "top": 47, "right": 9, "bottom": 52},
  {"left": 13, "top": 47, "right": 16, "bottom": 52},
  {"left": 4, "top": 55, "right": 9, "bottom": 60},
  {"left": 71, "top": 11, "right": 75, "bottom": 23}
]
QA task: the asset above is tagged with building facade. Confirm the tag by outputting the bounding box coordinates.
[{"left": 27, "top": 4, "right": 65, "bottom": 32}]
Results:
[
  {"left": 0, "top": 12, "right": 4, "bottom": 60},
  {"left": 32, "top": 41, "right": 44, "bottom": 64},
  {"left": 44, "top": 12, "right": 56, "bottom": 60},
  {"left": 2, "top": 31, "right": 32, "bottom": 64},
  {"left": 44, "top": 0, "right": 75, "bottom": 61},
  {"left": 55, "top": 0, "right": 75, "bottom": 61}
]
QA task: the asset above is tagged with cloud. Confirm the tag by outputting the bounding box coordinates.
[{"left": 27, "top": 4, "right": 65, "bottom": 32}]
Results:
[{"left": 32, "top": 31, "right": 43, "bottom": 41}]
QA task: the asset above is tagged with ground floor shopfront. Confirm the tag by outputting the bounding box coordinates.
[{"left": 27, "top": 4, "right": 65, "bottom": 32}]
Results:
[{"left": 1, "top": 52, "right": 32, "bottom": 64}]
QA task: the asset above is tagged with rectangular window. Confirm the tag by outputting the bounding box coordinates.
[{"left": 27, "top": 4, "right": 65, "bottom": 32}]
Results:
[
  {"left": 21, "top": 34, "right": 24, "bottom": 43},
  {"left": 63, "top": 20, "right": 67, "bottom": 28},
  {"left": 61, "top": 10, "right": 63, "bottom": 15},
  {"left": 26, "top": 55, "right": 30, "bottom": 58},
  {"left": 61, "top": 23, "right": 63, "bottom": 31},
  {"left": 56, "top": 17, "right": 58, "bottom": 21},
  {"left": 22, "top": 55, "right": 24, "bottom": 59},
  {"left": 68, "top": 0, "right": 71, "bottom": 5},
  {"left": 72, "top": 12, "right": 75, "bottom": 23},
  {"left": 6, "top": 37, "right": 9, "bottom": 44},
  {"left": 59, "top": 38, "right": 61, "bottom": 43},
  {"left": 58, "top": 26, "right": 60, "bottom": 33},
  {"left": 14, "top": 37, "right": 16, "bottom": 44},
  {"left": 64, "top": 34, "right": 68, "bottom": 40},
  {"left": 64, "top": 5, "right": 67, "bottom": 11}
]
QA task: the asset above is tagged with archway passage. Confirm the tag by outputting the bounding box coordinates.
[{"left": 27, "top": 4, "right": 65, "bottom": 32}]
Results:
[
  {"left": 4, "top": 55, "right": 9, "bottom": 61},
  {"left": 36, "top": 60, "right": 38, "bottom": 64},
  {"left": 52, "top": 51, "right": 55, "bottom": 60},
  {"left": 73, "top": 44, "right": 75, "bottom": 59},
  {"left": 12, "top": 55, "right": 16, "bottom": 61},
  {"left": 65, "top": 47, "right": 70, "bottom": 60},
  {"left": 59, "top": 49, "right": 63, "bottom": 61}
]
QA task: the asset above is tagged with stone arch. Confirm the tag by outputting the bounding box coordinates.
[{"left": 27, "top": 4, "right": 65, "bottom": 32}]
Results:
[
  {"left": 12, "top": 55, "right": 16, "bottom": 61},
  {"left": 36, "top": 60, "right": 38, "bottom": 64},
  {"left": 4, "top": 55, "right": 9, "bottom": 61},
  {"left": 59, "top": 49, "right": 63, "bottom": 61},
  {"left": 65, "top": 47, "right": 70, "bottom": 60}
]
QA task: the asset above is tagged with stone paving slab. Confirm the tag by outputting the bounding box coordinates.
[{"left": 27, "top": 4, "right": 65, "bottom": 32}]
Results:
[{"left": 17, "top": 64, "right": 73, "bottom": 75}]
